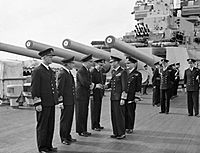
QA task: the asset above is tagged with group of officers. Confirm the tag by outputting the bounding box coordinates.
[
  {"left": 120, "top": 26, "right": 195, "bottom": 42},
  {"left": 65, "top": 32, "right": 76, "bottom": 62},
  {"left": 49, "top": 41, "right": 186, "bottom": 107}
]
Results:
[
  {"left": 152, "top": 58, "right": 200, "bottom": 116},
  {"left": 31, "top": 47, "right": 200, "bottom": 153},
  {"left": 31, "top": 48, "right": 142, "bottom": 153}
]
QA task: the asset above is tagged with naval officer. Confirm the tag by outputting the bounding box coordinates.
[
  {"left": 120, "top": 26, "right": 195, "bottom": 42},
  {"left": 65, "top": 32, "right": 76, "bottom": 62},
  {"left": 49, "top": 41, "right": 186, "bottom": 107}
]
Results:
[
  {"left": 159, "top": 58, "right": 175, "bottom": 114},
  {"left": 90, "top": 59, "right": 105, "bottom": 131},
  {"left": 184, "top": 59, "right": 200, "bottom": 116},
  {"left": 57, "top": 56, "right": 77, "bottom": 145},
  {"left": 125, "top": 57, "right": 142, "bottom": 134},
  {"left": 75, "top": 54, "right": 94, "bottom": 137},
  {"left": 31, "top": 48, "right": 58, "bottom": 153},
  {"left": 152, "top": 61, "right": 161, "bottom": 106},
  {"left": 105, "top": 56, "right": 127, "bottom": 139}
]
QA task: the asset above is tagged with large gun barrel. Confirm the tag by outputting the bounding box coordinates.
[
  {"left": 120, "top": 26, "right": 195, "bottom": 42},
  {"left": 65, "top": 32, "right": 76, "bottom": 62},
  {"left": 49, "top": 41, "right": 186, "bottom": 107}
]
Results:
[
  {"left": 62, "top": 39, "right": 110, "bottom": 61},
  {"left": 26, "top": 40, "right": 85, "bottom": 61},
  {"left": 105, "top": 36, "right": 161, "bottom": 67},
  {"left": 0, "top": 42, "right": 81, "bottom": 68},
  {"left": 0, "top": 42, "right": 62, "bottom": 64}
]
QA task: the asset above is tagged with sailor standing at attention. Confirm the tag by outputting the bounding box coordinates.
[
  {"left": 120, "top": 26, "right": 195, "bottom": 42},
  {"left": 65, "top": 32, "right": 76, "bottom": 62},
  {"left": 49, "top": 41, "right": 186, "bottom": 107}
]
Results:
[
  {"left": 105, "top": 56, "right": 127, "bottom": 139},
  {"left": 152, "top": 61, "right": 161, "bottom": 107},
  {"left": 57, "top": 56, "right": 77, "bottom": 145},
  {"left": 184, "top": 59, "right": 200, "bottom": 116},
  {"left": 159, "top": 58, "right": 174, "bottom": 114},
  {"left": 125, "top": 57, "right": 142, "bottom": 134},
  {"left": 31, "top": 48, "right": 58, "bottom": 153}
]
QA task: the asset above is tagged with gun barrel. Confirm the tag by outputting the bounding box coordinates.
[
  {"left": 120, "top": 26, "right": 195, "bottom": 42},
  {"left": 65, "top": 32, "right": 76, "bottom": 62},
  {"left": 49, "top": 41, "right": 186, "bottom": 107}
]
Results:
[
  {"left": 105, "top": 35, "right": 161, "bottom": 67},
  {"left": 62, "top": 39, "right": 110, "bottom": 61},
  {"left": 0, "top": 42, "right": 81, "bottom": 68},
  {"left": 26, "top": 40, "right": 85, "bottom": 61}
]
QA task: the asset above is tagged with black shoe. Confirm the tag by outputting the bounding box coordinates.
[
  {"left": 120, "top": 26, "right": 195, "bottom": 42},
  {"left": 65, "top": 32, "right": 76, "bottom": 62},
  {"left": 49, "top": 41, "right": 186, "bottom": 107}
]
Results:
[
  {"left": 195, "top": 114, "right": 200, "bottom": 117},
  {"left": 39, "top": 151, "right": 48, "bottom": 153},
  {"left": 165, "top": 112, "right": 169, "bottom": 114},
  {"left": 93, "top": 128, "right": 101, "bottom": 131},
  {"left": 99, "top": 126, "right": 104, "bottom": 129},
  {"left": 48, "top": 147, "right": 57, "bottom": 152},
  {"left": 159, "top": 112, "right": 164, "bottom": 114},
  {"left": 116, "top": 134, "right": 126, "bottom": 139},
  {"left": 85, "top": 132, "right": 91, "bottom": 136},
  {"left": 126, "top": 129, "right": 133, "bottom": 134},
  {"left": 78, "top": 132, "right": 88, "bottom": 137},
  {"left": 62, "top": 140, "right": 71, "bottom": 145},
  {"left": 110, "top": 135, "right": 118, "bottom": 138},
  {"left": 68, "top": 138, "right": 77, "bottom": 142},
  {"left": 39, "top": 150, "right": 49, "bottom": 153},
  {"left": 188, "top": 114, "right": 193, "bottom": 116}
]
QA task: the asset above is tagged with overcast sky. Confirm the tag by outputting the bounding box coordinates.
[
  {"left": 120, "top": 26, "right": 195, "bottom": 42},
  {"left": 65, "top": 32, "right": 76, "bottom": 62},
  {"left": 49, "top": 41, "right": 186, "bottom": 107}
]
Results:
[{"left": 0, "top": 0, "right": 137, "bottom": 60}]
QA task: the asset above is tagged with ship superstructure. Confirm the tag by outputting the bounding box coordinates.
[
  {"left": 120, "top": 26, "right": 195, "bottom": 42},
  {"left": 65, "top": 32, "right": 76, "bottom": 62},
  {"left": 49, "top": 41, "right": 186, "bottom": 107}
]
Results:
[{"left": 123, "top": 0, "right": 200, "bottom": 51}]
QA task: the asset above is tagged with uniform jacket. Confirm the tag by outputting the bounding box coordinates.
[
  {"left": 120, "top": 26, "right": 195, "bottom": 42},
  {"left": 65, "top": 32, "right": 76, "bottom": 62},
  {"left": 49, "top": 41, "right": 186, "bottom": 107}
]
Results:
[
  {"left": 152, "top": 68, "right": 161, "bottom": 86},
  {"left": 126, "top": 69, "right": 142, "bottom": 101},
  {"left": 184, "top": 67, "right": 200, "bottom": 91},
  {"left": 58, "top": 68, "right": 75, "bottom": 105},
  {"left": 91, "top": 68, "right": 104, "bottom": 97},
  {"left": 76, "top": 66, "right": 91, "bottom": 101},
  {"left": 107, "top": 67, "right": 127, "bottom": 101},
  {"left": 31, "top": 64, "right": 58, "bottom": 106},
  {"left": 160, "top": 66, "right": 175, "bottom": 90}
]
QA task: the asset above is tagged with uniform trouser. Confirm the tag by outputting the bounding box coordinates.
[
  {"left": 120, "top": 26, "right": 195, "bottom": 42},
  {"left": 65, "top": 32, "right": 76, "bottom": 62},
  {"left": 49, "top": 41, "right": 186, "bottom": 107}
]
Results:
[
  {"left": 143, "top": 84, "right": 148, "bottom": 94},
  {"left": 75, "top": 99, "right": 89, "bottom": 133},
  {"left": 187, "top": 91, "right": 199, "bottom": 115},
  {"left": 36, "top": 106, "right": 55, "bottom": 152},
  {"left": 60, "top": 105, "right": 74, "bottom": 141},
  {"left": 160, "top": 89, "right": 171, "bottom": 113},
  {"left": 91, "top": 91, "right": 103, "bottom": 129},
  {"left": 111, "top": 100, "right": 125, "bottom": 136},
  {"left": 152, "top": 85, "right": 160, "bottom": 106},
  {"left": 125, "top": 101, "right": 136, "bottom": 130},
  {"left": 174, "top": 79, "right": 179, "bottom": 96}
]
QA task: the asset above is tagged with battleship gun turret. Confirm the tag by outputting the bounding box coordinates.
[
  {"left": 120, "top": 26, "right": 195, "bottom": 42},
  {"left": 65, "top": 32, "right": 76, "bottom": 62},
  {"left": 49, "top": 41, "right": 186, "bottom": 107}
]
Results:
[{"left": 105, "top": 36, "right": 161, "bottom": 67}]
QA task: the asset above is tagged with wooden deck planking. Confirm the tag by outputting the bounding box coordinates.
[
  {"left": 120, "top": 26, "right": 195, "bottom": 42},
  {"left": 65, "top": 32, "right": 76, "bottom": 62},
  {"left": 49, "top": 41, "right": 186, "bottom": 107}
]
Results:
[{"left": 0, "top": 91, "right": 200, "bottom": 153}]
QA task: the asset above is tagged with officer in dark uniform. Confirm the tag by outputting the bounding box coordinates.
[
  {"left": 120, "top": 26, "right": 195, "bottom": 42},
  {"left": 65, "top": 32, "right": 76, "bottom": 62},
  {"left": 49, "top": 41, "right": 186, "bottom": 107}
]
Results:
[
  {"left": 31, "top": 48, "right": 58, "bottom": 153},
  {"left": 152, "top": 61, "right": 161, "bottom": 107},
  {"left": 125, "top": 57, "right": 142, "bottom": 134},
  {"left": 105, "top": 56, "right": 127, "bottom": 139},
  {"left": 57, "top": 56, "right": 77, "bottom": 145},
  {"left": 159, "top": 58, "right": 175, "bottom": 114},
  {"left": 90, "top": 59, "right": 105, "bottom": 131},
  {"left": 76, "top": 54, "right": 94, "bottom": 137},
  {"left": 169, "top": 63, "right": 176, "bottom": 99},
  {"left": 184, "top": 59, "right": 200, "bottom": 116},
  {"left": 174, "top": 62, "right": 180, "bottom": 97},
  {"left": 142, "top": 64, "right": 150, "bottom": 95}
]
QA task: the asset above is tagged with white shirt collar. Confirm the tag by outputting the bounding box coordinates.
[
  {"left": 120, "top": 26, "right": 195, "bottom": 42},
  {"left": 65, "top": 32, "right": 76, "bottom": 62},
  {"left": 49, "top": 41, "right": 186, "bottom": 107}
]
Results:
[
  {"left": 41, "top": 62, "right": 49, "bottom": 70},
  {"left": 114, "top": 66, "right": 120, "bottom": 71},
  {"left": 63, "top": 66, "right": 70, "bottom": 73}
]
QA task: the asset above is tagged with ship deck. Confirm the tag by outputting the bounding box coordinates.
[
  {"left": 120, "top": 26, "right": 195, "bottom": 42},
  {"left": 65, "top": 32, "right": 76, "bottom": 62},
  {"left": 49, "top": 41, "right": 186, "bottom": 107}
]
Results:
[{"left": 1, "top": 89, "right": 200, "bottom": 153}]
